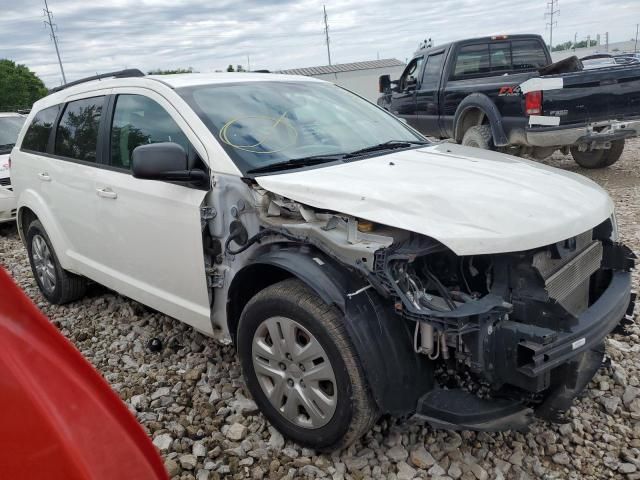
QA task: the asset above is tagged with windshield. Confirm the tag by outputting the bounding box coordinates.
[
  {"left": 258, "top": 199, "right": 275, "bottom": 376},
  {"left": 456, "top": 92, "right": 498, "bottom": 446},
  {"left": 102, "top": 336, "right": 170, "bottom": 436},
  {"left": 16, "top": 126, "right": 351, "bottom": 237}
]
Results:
[
  {"left": 0, "top": 116, "right": 25, "bottom": 152},
  {"left": 179, "top": 81, "right": 426, "bottom": 174}
]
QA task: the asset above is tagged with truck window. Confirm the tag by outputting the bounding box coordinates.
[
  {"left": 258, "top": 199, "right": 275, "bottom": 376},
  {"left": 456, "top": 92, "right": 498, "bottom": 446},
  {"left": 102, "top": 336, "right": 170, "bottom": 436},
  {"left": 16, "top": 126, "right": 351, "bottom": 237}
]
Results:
[
  {"left": 453, "top": 44, "right": 490, "bottom": 77},
  {"left": 511, "top": 39, "right": 548, "bottom": 69},
  {"left": 400, "top": 57, "right": 424, "bottom": 90},
  {"left": 420, "top": 53, "right": 444, "bottom": 90},
  {"left": 490, "top": 42, "right": 511, "bottom": 72}
]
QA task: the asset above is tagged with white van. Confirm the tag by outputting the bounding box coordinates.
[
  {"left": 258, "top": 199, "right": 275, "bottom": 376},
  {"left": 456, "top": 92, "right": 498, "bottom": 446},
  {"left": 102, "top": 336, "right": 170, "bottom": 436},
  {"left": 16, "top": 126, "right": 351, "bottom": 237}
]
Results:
[{"left": 10, "top": 70, "right": 635, "bottom": 450}]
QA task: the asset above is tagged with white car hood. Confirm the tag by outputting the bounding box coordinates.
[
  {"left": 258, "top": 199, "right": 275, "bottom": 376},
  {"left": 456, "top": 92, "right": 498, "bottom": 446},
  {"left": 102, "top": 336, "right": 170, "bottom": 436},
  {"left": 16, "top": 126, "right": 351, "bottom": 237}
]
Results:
[{"left": 256, "top": 143, "right": 614, "bottom": 255}]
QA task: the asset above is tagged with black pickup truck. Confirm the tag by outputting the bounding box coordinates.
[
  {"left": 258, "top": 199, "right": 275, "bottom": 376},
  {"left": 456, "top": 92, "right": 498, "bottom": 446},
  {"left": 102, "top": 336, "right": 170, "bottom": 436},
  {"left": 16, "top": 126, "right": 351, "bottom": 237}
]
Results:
[{"left": 377, "top": 34, "right": 640, "bottom": 168}]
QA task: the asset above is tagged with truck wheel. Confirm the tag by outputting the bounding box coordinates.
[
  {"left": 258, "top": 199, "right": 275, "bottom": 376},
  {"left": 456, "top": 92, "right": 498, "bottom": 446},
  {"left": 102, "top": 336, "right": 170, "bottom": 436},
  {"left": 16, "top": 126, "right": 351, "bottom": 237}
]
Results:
[
  {"left": 26, "top": 219, "right": 87, "bottom": 304},
  {"left": 237, "top": 278, "right": 377, "bottom": 451},
  {"left": 571, "top": 140, "right": 624, "bottom": 169},
  {"left": 461, "top": 125, "right": 493, "bottom": 150}
]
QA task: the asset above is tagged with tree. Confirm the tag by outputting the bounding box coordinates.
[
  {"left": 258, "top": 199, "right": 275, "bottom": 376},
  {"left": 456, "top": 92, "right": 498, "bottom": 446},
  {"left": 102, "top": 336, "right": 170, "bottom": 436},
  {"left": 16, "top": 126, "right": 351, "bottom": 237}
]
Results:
[
  {"left": 227, "top": 65, "right": 235, "bottom": 72},
  {"left": 147, "top": 67, "right": 194, "bottom": 75},
  {"left": 0, "top": 60, "right": 47, "bottom": 111}
]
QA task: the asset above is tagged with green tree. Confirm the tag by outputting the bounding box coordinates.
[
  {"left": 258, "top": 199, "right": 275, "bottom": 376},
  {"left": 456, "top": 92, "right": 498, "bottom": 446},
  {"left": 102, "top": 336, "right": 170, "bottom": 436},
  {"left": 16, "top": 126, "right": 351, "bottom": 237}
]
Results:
[
  {"left": 147, "top": 67, "right": 195, "bottom": 75},
  {"left": 227, "top": 64, "right": 235, "bottom": 72},
  {"left": 0, "top": 59, "right": 47, "bottom": 111}
]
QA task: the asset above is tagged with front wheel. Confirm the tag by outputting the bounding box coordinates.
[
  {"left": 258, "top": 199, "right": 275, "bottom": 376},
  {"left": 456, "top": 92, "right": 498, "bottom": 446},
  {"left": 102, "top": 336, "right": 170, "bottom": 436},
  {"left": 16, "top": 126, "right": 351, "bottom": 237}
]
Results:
[
  {"left": 237, "top": 279, "right": 377, "bottom": 451},
  {"left": 571, "top": 140, "right": 625, "bottom": 169}
]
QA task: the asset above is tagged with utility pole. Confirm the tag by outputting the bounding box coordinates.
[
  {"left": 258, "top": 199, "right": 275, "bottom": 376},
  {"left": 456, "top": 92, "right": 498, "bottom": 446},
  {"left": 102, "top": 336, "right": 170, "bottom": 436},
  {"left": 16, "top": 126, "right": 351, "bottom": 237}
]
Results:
[
  {"left": 605, "top": 32, "right": 609, "bottom": 52},
  {"left": 573, "top": 32, "right": 577, "bottom": 50},
  {"left": 323, "top": 5, "right": 332, "bottom": 66},
  {"left": 247, "top": 55, "right": 251, "bottom": 72},
  {"left": 43, "top": 0, "right": 66, "bottom": 84},
  {"left": 635, "top": 24, "right": 638, "bottom": 53},
  {"left": 545, "top": 0, "right": 559, "bottom": 50}
]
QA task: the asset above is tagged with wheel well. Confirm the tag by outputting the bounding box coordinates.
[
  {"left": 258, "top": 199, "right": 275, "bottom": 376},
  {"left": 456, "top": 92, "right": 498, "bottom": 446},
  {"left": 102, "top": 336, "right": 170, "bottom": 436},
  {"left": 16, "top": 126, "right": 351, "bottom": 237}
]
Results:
[
  {"left": 226, "top": 264, "right": 293, "bottom": 343},
  {"left": 455, "top": 107, "right": 487, "bottom": 142},
  {"left": 18, "top": 207, "right": 37, "bottom": 243}
]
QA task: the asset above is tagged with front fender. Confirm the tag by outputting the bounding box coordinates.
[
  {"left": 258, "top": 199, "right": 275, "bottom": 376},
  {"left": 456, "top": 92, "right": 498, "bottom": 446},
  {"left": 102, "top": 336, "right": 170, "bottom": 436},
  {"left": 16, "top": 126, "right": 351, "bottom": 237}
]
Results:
[
  {"left": 454, "top": 93, "right": 509, "bottom": 146},
  {"left": 236, "top": 244, "right": 434, "bottom": 415}
]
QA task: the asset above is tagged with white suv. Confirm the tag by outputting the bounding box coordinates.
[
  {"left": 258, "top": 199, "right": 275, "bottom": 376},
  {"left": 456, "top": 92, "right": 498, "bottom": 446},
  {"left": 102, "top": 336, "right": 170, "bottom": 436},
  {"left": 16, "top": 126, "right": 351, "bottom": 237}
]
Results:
[
  {"left": 11, "top": 70, "right": 635, "bottom": 450},
  {"left": 0, "top": 112, "right": 25, "bottom": 224}
]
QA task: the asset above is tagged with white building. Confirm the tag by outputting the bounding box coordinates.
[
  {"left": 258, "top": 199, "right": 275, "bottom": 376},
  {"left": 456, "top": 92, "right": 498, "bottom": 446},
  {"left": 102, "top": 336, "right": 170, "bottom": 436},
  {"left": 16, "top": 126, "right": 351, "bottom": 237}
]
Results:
[{"left": 277, "top": 59, "right": 406, "bottom": 102}]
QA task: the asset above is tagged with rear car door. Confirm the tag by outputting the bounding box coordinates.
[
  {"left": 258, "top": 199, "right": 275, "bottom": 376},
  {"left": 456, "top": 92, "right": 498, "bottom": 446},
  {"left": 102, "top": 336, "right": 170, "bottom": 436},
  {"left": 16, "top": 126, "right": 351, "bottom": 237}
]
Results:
[
  {"left": 91, "top": 90, "right": 211, "bottom": 334},
  {"left": 415, "top": 51, "right": 445, "bottom": 137},
  {"left": 388, "top": 56, "right": 423, "bottom": 128}
]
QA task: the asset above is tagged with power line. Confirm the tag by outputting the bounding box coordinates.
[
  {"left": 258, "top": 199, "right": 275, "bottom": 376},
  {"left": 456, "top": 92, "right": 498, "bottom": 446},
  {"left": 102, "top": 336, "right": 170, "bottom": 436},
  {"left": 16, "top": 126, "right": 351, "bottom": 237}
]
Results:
[
  {"left": 43, "top": 0, "right": 66, "bottom": 84},
  {"left": 323, "top": 5, "right": 332, "bottom": 66},
  {"left": 545, "top": 0, "right": 559, "bottom": 49}
]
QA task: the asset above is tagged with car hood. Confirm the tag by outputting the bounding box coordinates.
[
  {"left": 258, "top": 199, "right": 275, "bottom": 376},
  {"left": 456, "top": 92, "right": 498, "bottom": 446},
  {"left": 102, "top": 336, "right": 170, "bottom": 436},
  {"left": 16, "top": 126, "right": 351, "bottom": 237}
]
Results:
[{"left": 255, "top": 143, "right": 614, "bottom": 255}]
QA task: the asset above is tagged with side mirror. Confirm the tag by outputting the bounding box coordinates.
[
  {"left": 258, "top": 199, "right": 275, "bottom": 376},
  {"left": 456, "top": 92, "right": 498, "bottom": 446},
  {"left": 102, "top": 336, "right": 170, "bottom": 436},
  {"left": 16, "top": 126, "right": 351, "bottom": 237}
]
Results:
[
  {"left": 132, "top": 142, "right": 208, "bottom": 183},
  {"left": 405, "top": 77, "right": 417, "bottom": 91},
  {"left": 379, "top": 74, "right": 391, "bottom": 93}
]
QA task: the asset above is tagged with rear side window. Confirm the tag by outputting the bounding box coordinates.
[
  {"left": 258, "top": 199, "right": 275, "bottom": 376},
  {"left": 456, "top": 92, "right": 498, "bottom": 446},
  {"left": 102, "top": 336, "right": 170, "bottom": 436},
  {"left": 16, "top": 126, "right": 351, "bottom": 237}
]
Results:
[
  {"left": 55, "top": 97, "right": 104, "bottom": 162},
  {"left": 110, "top": 94, "right": 189, "bottom": 169},
  {"left": 21, "top": 105, "right": 60, "bottom": 153},
  {"left": 454, "top": 44, "right": 490, "bottom": 77},
  {"left": 511, "top": 40, "right": 548, "bottom": 69}
]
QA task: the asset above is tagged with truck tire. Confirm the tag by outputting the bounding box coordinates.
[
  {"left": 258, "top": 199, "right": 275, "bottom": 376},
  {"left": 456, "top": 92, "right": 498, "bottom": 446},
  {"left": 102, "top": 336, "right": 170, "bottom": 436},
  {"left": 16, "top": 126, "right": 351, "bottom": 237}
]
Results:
[
  {"left": 571, "top": 140, "right": 625, "bottom": 169},
  {"left": 461, "top": 125, "right": 493, "bottom": 150},
  {"left": 237, "top": 278, "right": 377, "bottom": 451},
  {"left": 26, "top": 219, "right": 87, "bottom": 304}
]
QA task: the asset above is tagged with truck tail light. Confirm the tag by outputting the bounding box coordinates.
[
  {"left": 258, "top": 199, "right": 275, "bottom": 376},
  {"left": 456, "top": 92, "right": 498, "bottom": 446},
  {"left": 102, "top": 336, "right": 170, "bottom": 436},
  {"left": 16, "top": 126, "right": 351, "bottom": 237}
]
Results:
[{"left": 525, "top": 91, "right": 542, "bottom": 115}]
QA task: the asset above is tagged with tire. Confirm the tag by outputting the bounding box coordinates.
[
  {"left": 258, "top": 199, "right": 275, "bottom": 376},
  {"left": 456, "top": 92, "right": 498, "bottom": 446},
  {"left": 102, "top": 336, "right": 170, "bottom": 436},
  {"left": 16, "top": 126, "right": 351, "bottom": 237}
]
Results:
[
  {"left": 461, "top": 124, "right": 493, "bottom": 149},
  {"left": 237, "top": 278, "right": 377, "bottom": 451},
  {"left": 26, "top": 219, "right": 87, "bottom": 304},
  {"left": 571, "top": 140, "right": 624, "bottom": 169}
]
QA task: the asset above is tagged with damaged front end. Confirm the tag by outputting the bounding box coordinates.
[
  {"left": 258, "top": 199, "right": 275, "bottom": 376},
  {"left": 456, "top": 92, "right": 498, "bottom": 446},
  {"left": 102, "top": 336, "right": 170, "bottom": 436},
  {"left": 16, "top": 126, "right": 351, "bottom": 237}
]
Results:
[
  {"left": 369, "top": 218, "right": 636, "bottom": 429},
  {"left": 250, "top": 190, "right": 635, "bottom": 430}
]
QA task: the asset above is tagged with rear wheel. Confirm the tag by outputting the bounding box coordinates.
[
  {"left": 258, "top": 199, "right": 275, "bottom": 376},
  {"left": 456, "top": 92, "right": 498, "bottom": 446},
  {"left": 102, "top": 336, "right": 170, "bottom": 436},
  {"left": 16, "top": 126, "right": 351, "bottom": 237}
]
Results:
[
  {"left": 461, "top": 125, "right": 493, "bottom": 150},
  {"left": 26, "top": 220, "right": 87, "bottom": 304},
  {"left": 237, "top": 278, "right": 377, "bottom": 451},
  {"left": 571, "top": 140, "right": 625, "bottom": 169}
]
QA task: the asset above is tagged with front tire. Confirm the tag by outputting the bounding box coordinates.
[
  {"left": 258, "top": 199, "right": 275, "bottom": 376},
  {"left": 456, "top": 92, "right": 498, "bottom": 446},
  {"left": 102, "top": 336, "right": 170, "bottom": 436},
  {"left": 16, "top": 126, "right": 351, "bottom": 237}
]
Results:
[
  {"left": 571, "top": 140, "right": 624, "bottom": 169},
  {"left": 237, "top": 278, "right": 377, "bottom": 451},
  {"left": 26, "top": 219, "right": 87, "bottom": 304},
  {"left": 461, "top": 124, "right": 493, "bottom": 150}
]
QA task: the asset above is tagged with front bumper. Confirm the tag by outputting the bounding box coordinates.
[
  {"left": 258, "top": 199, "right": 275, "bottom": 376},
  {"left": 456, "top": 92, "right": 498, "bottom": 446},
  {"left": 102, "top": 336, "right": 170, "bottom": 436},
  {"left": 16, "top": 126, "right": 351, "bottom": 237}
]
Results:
[
  {"left": 526, "top": 118, "right": 640, "bottom": 147},
  {"left": 0, "top": 187, "right": 16, "bottom": 224}
]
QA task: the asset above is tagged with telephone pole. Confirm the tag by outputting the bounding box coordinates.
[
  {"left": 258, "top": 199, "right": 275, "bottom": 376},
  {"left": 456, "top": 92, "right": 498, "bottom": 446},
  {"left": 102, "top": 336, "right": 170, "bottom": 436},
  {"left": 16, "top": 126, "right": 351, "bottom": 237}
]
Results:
[
  {"left": 573, "top": 32, "right": 577, "bottom": 50},
  {"left": 43, "top": 0, "right": 66, "bottom": 84},
  {"left": 323, "top": 5, "right": 332, "bottom": 66},
  {"left": 545, "top": 0, "right": 559, "bottom": 50},
  {"left": 635, "top": 24, "right": 638, "bottom": 53}
]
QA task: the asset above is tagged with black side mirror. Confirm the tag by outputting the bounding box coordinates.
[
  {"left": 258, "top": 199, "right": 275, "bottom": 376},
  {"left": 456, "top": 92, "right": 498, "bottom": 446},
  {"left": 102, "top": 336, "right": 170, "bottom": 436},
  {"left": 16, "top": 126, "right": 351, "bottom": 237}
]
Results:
[
  {"left": 405, "top": 77, "right": 417, "bottom": 91},
  {"left": 132, "top": 142, "right": 208, "bottom": 184},
  {"left": 379, "top": 74, "right": 391, "bottom": 93}
]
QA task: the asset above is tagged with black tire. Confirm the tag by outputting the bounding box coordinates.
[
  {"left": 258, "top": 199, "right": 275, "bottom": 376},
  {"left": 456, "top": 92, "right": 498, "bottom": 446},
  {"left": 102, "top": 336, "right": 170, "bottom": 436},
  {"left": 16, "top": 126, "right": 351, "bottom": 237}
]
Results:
[
  {"left": 237, "top": 278, "right": 377, "bottom": 451},
  {"left": 571, "top": 140, "right": 624, "bottom": 169},
  {"left": 461, "top": 124, "right": 493, "bottom": 149},
  {"left": 26, "top": 219, "right": 87, "bottom": 304}
]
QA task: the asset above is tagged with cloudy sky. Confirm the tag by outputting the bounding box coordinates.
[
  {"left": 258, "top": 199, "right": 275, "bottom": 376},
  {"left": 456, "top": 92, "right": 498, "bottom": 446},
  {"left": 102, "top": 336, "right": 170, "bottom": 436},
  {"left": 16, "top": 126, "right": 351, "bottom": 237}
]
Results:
[{"left": 0, "top": 0, "right": 638, "bottom": 87}]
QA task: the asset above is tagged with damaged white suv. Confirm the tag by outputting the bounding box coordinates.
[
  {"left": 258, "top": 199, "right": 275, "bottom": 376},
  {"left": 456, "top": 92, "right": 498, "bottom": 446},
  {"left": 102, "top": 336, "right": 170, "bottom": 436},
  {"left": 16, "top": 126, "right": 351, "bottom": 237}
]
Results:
[{"left": 11, "top": 70, "right": 635, "bottom": 450}]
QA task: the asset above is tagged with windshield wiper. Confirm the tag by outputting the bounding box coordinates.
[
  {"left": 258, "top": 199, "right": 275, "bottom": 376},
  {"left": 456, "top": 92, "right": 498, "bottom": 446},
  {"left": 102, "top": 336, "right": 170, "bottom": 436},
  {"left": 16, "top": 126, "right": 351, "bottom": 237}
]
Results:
[
  {"left": 246, "top": 154, "right": 345, "bottom": 175},
  {"left": 344, "top": 140, "right": 429, "bottom": 158}
]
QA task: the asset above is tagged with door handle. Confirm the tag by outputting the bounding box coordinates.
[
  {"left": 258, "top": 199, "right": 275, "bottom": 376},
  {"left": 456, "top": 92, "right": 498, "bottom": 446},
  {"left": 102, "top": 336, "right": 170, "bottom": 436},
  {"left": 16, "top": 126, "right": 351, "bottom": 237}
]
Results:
[
  {"left": 96, "top": 187, "right": 117, "bottom": 199},
  {"left": 38, "top": 172, "right": 51, "bottom": 182}
]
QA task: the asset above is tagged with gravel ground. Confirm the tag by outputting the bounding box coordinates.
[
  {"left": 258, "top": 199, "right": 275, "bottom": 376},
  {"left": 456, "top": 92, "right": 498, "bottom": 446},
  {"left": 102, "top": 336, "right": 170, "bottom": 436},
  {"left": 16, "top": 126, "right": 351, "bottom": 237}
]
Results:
[{"left": 1, "top": 139, "right": 639, "bottom": 480}]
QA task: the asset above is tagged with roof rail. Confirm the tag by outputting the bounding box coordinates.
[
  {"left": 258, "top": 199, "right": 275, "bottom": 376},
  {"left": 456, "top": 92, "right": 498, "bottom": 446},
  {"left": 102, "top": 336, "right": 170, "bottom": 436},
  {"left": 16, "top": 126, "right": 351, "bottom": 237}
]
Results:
[{"left": 49, "top": 69, "right": 145, "bottom": 94}]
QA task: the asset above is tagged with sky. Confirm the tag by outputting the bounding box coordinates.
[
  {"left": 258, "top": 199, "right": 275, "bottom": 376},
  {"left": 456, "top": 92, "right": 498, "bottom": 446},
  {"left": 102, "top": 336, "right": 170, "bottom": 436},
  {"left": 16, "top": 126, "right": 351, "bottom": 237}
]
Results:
[{"left": 0, "top": 0, "right": 638, "bottom": 87}]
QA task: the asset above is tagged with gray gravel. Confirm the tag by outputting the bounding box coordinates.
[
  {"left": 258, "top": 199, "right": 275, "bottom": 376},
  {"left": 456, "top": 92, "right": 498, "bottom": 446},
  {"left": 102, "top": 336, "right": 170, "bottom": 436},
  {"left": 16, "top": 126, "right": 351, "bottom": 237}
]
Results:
[{"left": 1, "top": 139, "right": 639, "bottom": 480}]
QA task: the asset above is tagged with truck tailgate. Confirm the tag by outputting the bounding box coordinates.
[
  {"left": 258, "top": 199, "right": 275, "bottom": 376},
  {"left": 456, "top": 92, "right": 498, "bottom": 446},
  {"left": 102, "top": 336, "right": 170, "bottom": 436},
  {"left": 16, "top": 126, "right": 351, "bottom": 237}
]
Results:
[{"left": 541, "top": 65, "right": 640, "bottom": 126}]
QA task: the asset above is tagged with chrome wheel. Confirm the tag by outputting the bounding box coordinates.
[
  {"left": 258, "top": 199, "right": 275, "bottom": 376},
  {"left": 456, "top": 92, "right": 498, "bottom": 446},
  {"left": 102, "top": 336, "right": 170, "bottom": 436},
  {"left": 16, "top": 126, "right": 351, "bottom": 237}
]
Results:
[
  {"left": 32, "top": 234, "right": 56, "bottom": 294},
  {"left": 252, "top": 316, "right": 337, "bottom": 429}
]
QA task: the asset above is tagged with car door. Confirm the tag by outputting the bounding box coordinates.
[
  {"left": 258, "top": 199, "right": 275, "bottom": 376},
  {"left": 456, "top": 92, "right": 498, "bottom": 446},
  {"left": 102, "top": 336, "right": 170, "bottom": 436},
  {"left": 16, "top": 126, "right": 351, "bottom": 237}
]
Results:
[
  {"left": 91, "top": 90, "right": 212, "bottom": 334},
  {"left": 388, "top": 56, "right": 423, "bottom": 128},
  {"left": 415, "top": 51, "right": 445, "bottom": 137}
]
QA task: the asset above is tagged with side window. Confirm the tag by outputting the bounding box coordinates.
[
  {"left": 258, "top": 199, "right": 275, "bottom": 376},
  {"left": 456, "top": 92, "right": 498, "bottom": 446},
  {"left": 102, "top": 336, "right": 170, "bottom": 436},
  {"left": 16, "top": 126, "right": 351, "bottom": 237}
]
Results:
[
  {"left": 511, "top": 40, "right": 548, "bottom": 70},
  {"left": 453, "top": 44, "right": 490, "bottom": 77},
  {"left": 400, "top": 57, "right": 424, "bottom": 91},
  {"left": 110, "top": 95, "right": 189, "bottom": 169},
  {"left": 54, "top": 97, "right": 104, "bottom": 162},
  {"left": 21, "top": 105, "right": 61, "bottom": 153},
  {"left": 420, "top": 53, "right": 444, "bottom": 90},
  {"left": 490, "top": 42, "right": 512, "bottom": 72}
]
